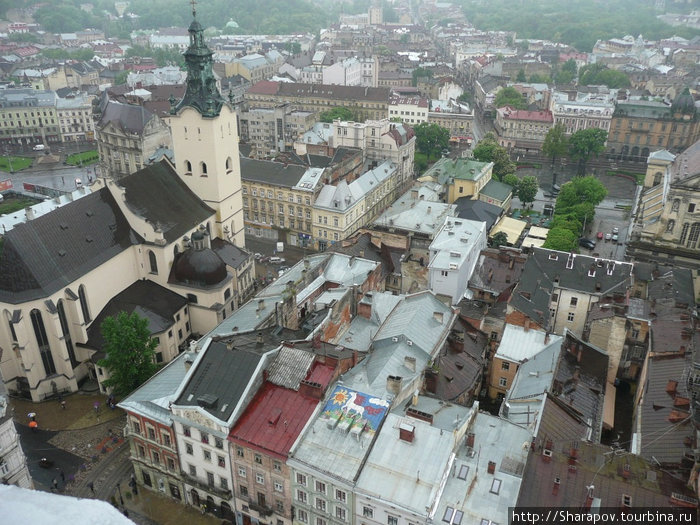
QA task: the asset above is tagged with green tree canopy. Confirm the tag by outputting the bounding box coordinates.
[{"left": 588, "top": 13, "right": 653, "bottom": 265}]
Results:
[
  {"left": 472, "top": 133, "right": 516, "bottom": 180},
  {"left": 97, "top": 311, "right": 159, "bottom": 397},
  {"left": 542, "top": 123, "right": 569, "bottom": 167},
  {"left": 543, "top": 227, "right": 578, "bottom": 252},
  {"left": 319, "top": 107, "right": 356, "bottom": 123},
  {"left": 491, "top": 231, "right": 509, "bottom": 248},
  {"left": 503, "top": 173, "right": 520, "bottom": 188},
  {"left": 551, "top": 214, "right": 583, "bottom": 236},
  {"left": 414, "top": 122, "right": 450, "bottom": 160},
  {"left": 568, "top": 128, "right": 608, "bottom": 175},
  {"left": 517, "top": 176, "right": 539, "bottom": 205},
  {"left": 516, "top": 69, "right": 527, "bottom": 82},
  {"left": 556, "top": 176, "right": 608, "bottom": 210},
  {"left": 579, "top": 63, "right": 630, "bottom": 88},
  {"left": 411, "top": 67, "right": 433, "bottom": 87},
  {"left": 494, "top": 86, "right": 526, "bottom": 109}
]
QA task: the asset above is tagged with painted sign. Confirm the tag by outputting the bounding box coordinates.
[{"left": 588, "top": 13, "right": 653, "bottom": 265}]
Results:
[
  {"left": 0, "top": 179, "right": 12, "bottom": 191},
  {"left": 322, "top": 385, "right": 389, "bottom": 433}
]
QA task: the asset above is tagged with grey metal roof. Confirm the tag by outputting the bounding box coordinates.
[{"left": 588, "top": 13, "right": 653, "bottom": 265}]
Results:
[
  {"left": 118, "top": 351, "right": 193, "bottom": 425},
  {"left": 479, "top": 179, "right": 513, "bottom": 202},
  {"left": 240, "top": 157, "right": 309, "bottom": 188},
  {"left": 174, "top": 340, "right": 264, "bottom": 422},
  {"left": 356, "top": 406, "right": 470, "bottom": 516},
  {"left": 98, "top": 100, "right": 154, "bottom": 133},
  {"left": 0, "top": 188, "right": 141, "bottom": 304},
  {"left": 266, "top": 346, "right": 315, "bottom": 390},
  {"left": 211, "top": 238, "right": 252, "bottom": 270},
  {"left": 453, "top": 198, "right": 502, "bottom": 231},
  {"left": 117, "top": 160, "right": 215, "bottom": 243},
  {"left": 204, "top": 294, "right": 283, "bottom": 340},
  {"left": 444, "top": 412, "right": 532, "bottom": 525},
  {"left": 374, "top": 186, "right": 456, "bottom": 236},
  {"left": 495, "top": 325, "right": 556, "bottom": 363}
]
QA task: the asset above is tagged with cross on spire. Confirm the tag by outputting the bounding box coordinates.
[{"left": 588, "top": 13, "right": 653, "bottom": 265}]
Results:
[{"left": 190, "top": 0, "right": 197, "bottom": 17}]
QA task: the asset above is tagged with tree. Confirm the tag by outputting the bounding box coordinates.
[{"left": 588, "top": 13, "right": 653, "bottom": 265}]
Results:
[
  {"left": 556, "top": 176, "right": 608, "bottom": 209},
  {"left": 457, "top": 92, "right": 473, "bottom": 105},
  {"left": 114, "top": 71, "right": 129, "bottom": 86},
  {"left": 561, "top": 58, "right": 577, "bottom": 76},
  {"left": 517, "top": 176, "right": 539, "bottom": 205},
  {"left": 472, "top": 133, "right": 516, "bottom": 180},
  {"left": 411, "top": 67, "right": 433, "bottom": 87},
  {"left": 319, "top": 107, "right": 356, "bottom": 123},
  {"left": 503, "top": 173, "right": 520, "bottom": 188},
  {"left": 97, "top": 312, "right": 159, "bottom": 397},
  {"left": 494, "top": 87, "right": 526, "bottom": 109},
  {"left": 568, "top": 128, "right": 607, "bottom": 175},
  {"left": 528, "top": 73, "right": 550, "bottom": 83},
  {"left": 414, "top": 122, "right": 450, "bottom": 161},
  {"left": 542, "top": 123, "right": 569, "bottom": 176},
  {"left": 516, "top": 69, "right": 527, "bottom": 82},
  {"left": 491, "top": 231, "right": 509, "bottom": 248},
  {"left": 578, "top": 63, "right": 630, "bottom": 88},
  {"left": 543, "top": 227, "right": 578, "bottom": 252}
]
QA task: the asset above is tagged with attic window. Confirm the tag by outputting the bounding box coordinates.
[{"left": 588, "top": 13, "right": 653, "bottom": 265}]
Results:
[
  {"left": 490, "top": 479, "right": 502, "bottom": 494},
  {"left": 588, "top": 269, "right": 595, "bottom": 277},
  {"left": 457, "top": 464, "right": 469, "bottom": 480},
  {"left": 85, "top": 210, "right": 94, "bottom": 217},
  {"left": 60, "top": 223, "right": 68, "bottom": 230}
]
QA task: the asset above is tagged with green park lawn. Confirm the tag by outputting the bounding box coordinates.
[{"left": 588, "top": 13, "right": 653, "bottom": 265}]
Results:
[
  {"left": 66, "top": 150, "right": 100, "bottom": 166},
  {"left": 0, "top": 156, "right": 32, "bottom": 172}
]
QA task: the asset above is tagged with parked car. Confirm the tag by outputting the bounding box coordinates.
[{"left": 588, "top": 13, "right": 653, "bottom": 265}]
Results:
[
  {"left": 596, "top": 231, "right": 604, "bottom": 240},
  {"left": 612, "top": 227, "right": 619, "bottom": 235},
  {"left": 612, "top": 233, "right": 619, "bottom": 242},
  {"left": 579, "top": 238, "right": 596, "bottom": 250},
  {"left": 269, "top": 256, "right": 285, "bottom": 264},
  {"left": 254, "top": 253, "right": 262, "bottom": 260},
  {"left": 605, "top": 233, "right": 612, "bottom": 241}
]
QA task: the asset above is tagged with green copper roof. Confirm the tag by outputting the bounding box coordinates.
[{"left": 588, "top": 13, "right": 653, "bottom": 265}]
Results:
[
  {"left": 423, "top": 157, "right": 493, "bottom": 185},
  {"left": 172, "top": 9, "right": 227, "bottom": 118}
]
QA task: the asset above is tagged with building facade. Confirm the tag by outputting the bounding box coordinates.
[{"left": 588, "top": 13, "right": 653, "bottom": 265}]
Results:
[
  {"left": 495, "top": 106, "right": 554, "bottom": 152},
  {"left": 0, "top": 89, "right": 61, "bottom": 148},
  {"left": 239, "top": 104, "right": 315, "bottom": 158}
]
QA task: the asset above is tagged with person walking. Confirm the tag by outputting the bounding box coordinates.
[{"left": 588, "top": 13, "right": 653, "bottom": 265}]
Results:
[
  {"left": 87, "top": 481, "right": 95, "bottom": 495},
  {"left": 51, "top": 478, "right": 58, "bottom": 491},
  {"left": 59, "top": 470, "right": 65, "bottom": 483}
]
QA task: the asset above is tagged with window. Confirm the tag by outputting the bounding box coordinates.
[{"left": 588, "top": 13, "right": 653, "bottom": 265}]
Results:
[
  {"left": 567, "top": 312, "right": 575, "bottom": 322},
  {"left": 201, "top": 431, "right": 209, "bottom": 444},
  {"left": 273, "top": 461, "right": 282, "bottom": 472},
  {"left": 317, "top": 518, "right": 327, "bottom": 525},
  {"left": 443, "top": 508, "right": 455, "bottom": 522},
  {"left": 490, "top": 478, "right": 502, "bottom": 495},
  {"left": 296, "top": 489, "right": 308, "bottom": 503},
  {"left": 499, "top": 377, "right": 507, "bottom": 387},
  {"left": 183, "top": 425, "right": 191, "bottom": 437},
  {"left": 315, "top": 498, "right": 326, "bottom": 512},
  {"left": 570, "top": 297, "right": 578, "bottom": 307},
  {"left": 441, "top": 270, "right": 448, "bottom": 277},
  {"left": 132, "top": 421, "right": 141, "bottom": 434},
  {"left": 215, "top": 437, "right": 223, "bottom": 449},
  {"left": 388, "top": 516, "right": 399, "bottom": 525},
  {"left": 297, "top": 510, "right": 308, "bottom": 523},
  {"left": 238, "top": 466, "right": 247, "bottom": 477},
  {"left": 501, "top": 361, "right": 510, "bottom": 371},
  {"left": 256, "top": 472, "right": 265, "bottom": 484},
  {"left": 335, "top": 507, "right": 347, "bottom": 521},
  {"left": 185, "top": 443, "right": 193, "bottom": 455},
  {"left": 218, "top": 455, "right": 225, "bottom": 468},
  {"left": 148, "top": 250, "right": 158, "bottom": 274},
  {"left": 236, "top": 446, "right": 244, "bottom": 458},
  {"left": 551, "top": 293, "right": 558, "bottom": 302},
  {"left": 31, "top": 309, "right": 55, "bottom": 376},
  {"left": 335, "top": 489, "right": 346, "bottom": 502},
  {"left": 207, "top": 471, "right": 215, "bottom": 487},
  {"left": 147, "top": 427, "right": 155, "bottom": 440},
  {"left": 203, "top": 450, "right": 211, "bottom": 462},
  {"left": 363, "top": 507, "right": 374, "bottom": 519},
  {"left": 689, "top": 203, "right": 696, "bottom": 213},
  {"left": 457, "top": 464, "right": 469, "bottom": 480},
  {"left": 315, "top": 480, "right": 326, "bottom": 494},
  {"left": 296, "top": 473, "right": 307, "bottom": 486},
  {"left": 152, "top": 451, "right": 160, "bottom": 464},
  {"left": 240, "top": 485, "right": 248, "bottom": 497},
  {"left": 274, "top": 481, "right": 284, "bottom": 492},
  {"left": 137, "top": 445, "right": 145, "bottom": 458},
  {"left": 189, "top": 464, "right": 196, "bottom": 476},
  {"left": 254, "top": 453, "right": 262, "bottom": 464},
  {"left": 167, "top": 457, "right": 176, "bottom": 471},
  {"left": 220, "top": 477, "right": 228, "bottom": 490}
]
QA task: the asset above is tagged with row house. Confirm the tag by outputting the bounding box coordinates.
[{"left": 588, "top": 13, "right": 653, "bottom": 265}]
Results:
[
  {"left": 427, "top": 99, "right": 474, "bottom": 145},
  {"left": 607, "top": 90, "right": 699, "bottom": 162},
  {"left": 323, "top": 57, "right": 362, "bottom": 86},
  {"left": 241, "top": 159, "right": 325, "bottom": 247},
  {"left": 550, "top": 90, "right": 615, "bottom": 135},
  {"left": 312, "top": 161, "right": 399, "bottom": 251},
  {"left": 239, "top": 104, "right": 315, "bottom": 158},
  {"left": 494, "top": 106, "right": 554, "bottom": 152},
  {"left": 56, "top": 92, "right": 95, "bottom": 142},
  {"left": 331, "top": 118, "right": 416, "bottom": 188},
  {"left": 387, "top": 95, "right": 428, "bottom": 126},
  {"left": 245, "top": 82, "right": 390, "bottom": 122},
  {"left": 0, "top": 89, "right": 61, "bottom": 147}
]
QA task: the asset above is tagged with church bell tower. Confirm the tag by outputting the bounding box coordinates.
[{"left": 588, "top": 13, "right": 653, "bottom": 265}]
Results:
[{"left": 168, "top": 1, "right": 245, "bottom": 247}]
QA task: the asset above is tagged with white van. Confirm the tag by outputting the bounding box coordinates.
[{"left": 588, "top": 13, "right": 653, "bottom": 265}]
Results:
[
  {"left": 33, "top": 144, "right": 46, "bottom": 151},
  {"left": 269, "top": 256, "right": 285, "bottom": 264}
]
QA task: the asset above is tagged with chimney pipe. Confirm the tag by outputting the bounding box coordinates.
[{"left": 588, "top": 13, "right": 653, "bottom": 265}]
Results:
[
  {"left": 466, "top": 432, "right": 475, "bottom": 448},
  {"left": 487, "top": 461, "right": 496, "bottom": 474}
]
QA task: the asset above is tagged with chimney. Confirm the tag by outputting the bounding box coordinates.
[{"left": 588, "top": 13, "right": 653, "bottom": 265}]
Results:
[
  {"left": 524, "top": 318, "right": 530, "bottom": 332},
  {"left": 184, "top": 354, "right": 194, "bottom": 371},
  {"left": 433, "top": 311, "right": 444, "bottom": 323},
  {"left": 256, "top": 332, "right": 264, "bottom": 344},
  {"left": 299, "top": 380, "right": 323, "bottom": 399},
  {"left": 399, "top": 422, "right": 415, "bottom": 443},
  {"left": 411, "top": 391, "right": 418, "bottom": 406},
  {"left": 487, "top": 461, "right": 496, "bottom": 474},
  {"left": 404, "top": 356, "right": 416, "bottom": 372},
  {"left": 466, "top": 432, "right": 475, "bottom": 448},
  {"left": 411, "top": 188, "right": 419, "bottom": 200},
  {"left": 552, "top": 477, "right": 560, "bottom": 495},
  {"left": 666, "top": 380, "right": 678, "bottom": 394},
  {"left": 386, "top": 375, "right": 402, "bottom": 394},
  {"left": 258, "top": 299, "right": 265, "bottom": 311},
  {"left": 25, "top": 207, "right": 35, "bottom": 221},
  {"left": 544, "top": 332, "right": 550, "bottom": 344},
  {"left": 427, "top": 206, "right": 431, "bottom": 214}
]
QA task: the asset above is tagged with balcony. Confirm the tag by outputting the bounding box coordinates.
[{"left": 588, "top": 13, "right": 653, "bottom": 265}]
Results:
[
  {"left": 182, "top": 472, "right": 232, "bottom": 500},
  {"left": 248, "top": 499, "right": 274, "bottom": 517}
]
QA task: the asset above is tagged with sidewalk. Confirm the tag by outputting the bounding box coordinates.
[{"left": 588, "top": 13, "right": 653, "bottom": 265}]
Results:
[
  {"left": 10, "top": 391, "right": 121, "bottom": 431},
  {"left": 121, "top": 485, "right": 222, "bottom": 525}
]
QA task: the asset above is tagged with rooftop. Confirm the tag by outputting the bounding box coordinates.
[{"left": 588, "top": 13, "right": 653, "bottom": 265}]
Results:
[
  {"left": 429, "top": 218, "right": 486, "bottom": 271},
  {"left": 423, "top": 157, "right": 493, "bottom": 183}
]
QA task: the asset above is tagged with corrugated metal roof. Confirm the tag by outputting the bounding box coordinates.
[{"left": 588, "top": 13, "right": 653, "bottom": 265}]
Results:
[
  {"left": 267, "top": 347, "right": 315, "bottom": 390},
  {"left": 496, "top": 324, "right": 554, "bottom": 363}
]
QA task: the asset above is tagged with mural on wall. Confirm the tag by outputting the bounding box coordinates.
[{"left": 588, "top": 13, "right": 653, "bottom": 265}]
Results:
[{"left": 322, "top": 385, "right": 389, "bottom": 433}]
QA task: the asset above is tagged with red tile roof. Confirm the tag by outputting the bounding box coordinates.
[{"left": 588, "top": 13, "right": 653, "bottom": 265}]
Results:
[
  {"left": 228, "top": 362, "right": 334, "bottom": 459},
  {"left": 498, "top": 106, "right": 553, "bottom": 123},
  {"left": 248, "top": 80, "right": 281, "bottom": 95}
]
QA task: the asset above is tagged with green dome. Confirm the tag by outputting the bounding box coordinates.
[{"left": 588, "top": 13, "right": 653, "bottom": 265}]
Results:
[
  {"left": 672, "top": 88, "right": 695, "bottom": 115},
  {"left": 226, "top": 19, "right": 239, "bottom": 28}
]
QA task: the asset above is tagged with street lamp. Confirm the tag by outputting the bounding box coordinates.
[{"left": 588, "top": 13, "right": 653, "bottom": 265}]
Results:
[{"left": 116, "top": 482, "right": 124, "bottom": 505}]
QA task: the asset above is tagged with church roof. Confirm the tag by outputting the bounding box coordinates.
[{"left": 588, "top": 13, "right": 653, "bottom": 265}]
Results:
[
  {"left": 117, "top": 160, "right": 215, "bottom": 242},
  {"left": 0, "top": 189, "right": 141, "bottom": 304}
]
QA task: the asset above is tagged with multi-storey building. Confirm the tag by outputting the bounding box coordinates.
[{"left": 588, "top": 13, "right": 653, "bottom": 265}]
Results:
[
  {"left": 0, "top": 378, "right": 32, "bottom": 488},
  {"left": 387, "top": 95, "right": 429, "bottom": 125},
  {"left": 494, "top": 106, "right": 554, "bottom": 152},
  {"left": 358, "top": 55, "right": 379, "bottom": 88},
  {"left": 95, "top": 97, "right": 172, "bottom": 180},
  {"left": 119, "top": 352, "right": 190, "bottom": 503},
  {"left": 322, "top": 57, "right": 362, "bottom": 86},
  {"left": 607, "top": 90, "right": 699, "bottom": 161},
  {"left": 56, "top": 93, "right": 95, "bottom": 142},
  {"left": 245, "top": 82, "right": 390, "bottom": 122},
  {"left": 427, "top": 99, "right": 474, "bottom": 144},
  {"left": 550, "top": 90, "right": 615, "bottom": 135},
  {"left": 224, "top": 51, "right": 284, "bottom": 85},
  {"left": 239, "top": 104, "right": 315, "bottom": 157},
  {"left": 313, "top": 161, "right": 399, "bottom": 251},
  {"left": 0, "top": 89, "right": 61, "bottom": 148},
  {"left": 241, "top": 160, "right": 324, "bottom": 246},
  {"left": 331, "top": 118, "right": 415, "bottom": 187}
]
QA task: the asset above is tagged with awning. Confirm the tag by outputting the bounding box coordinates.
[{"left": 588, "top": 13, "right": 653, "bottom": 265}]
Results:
[{"left": 490, "top": 216, "right": 527, "bottom": 244}]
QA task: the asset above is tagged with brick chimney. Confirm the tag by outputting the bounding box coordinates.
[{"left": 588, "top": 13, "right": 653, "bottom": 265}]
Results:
[{"left": 487, "top": 461, "right": 496, "bottom": 474}]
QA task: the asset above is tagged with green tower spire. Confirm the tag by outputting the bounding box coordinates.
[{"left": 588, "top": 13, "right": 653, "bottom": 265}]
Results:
[{"left": 172, "top": 0, "right": 226, "bottom": 117}]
